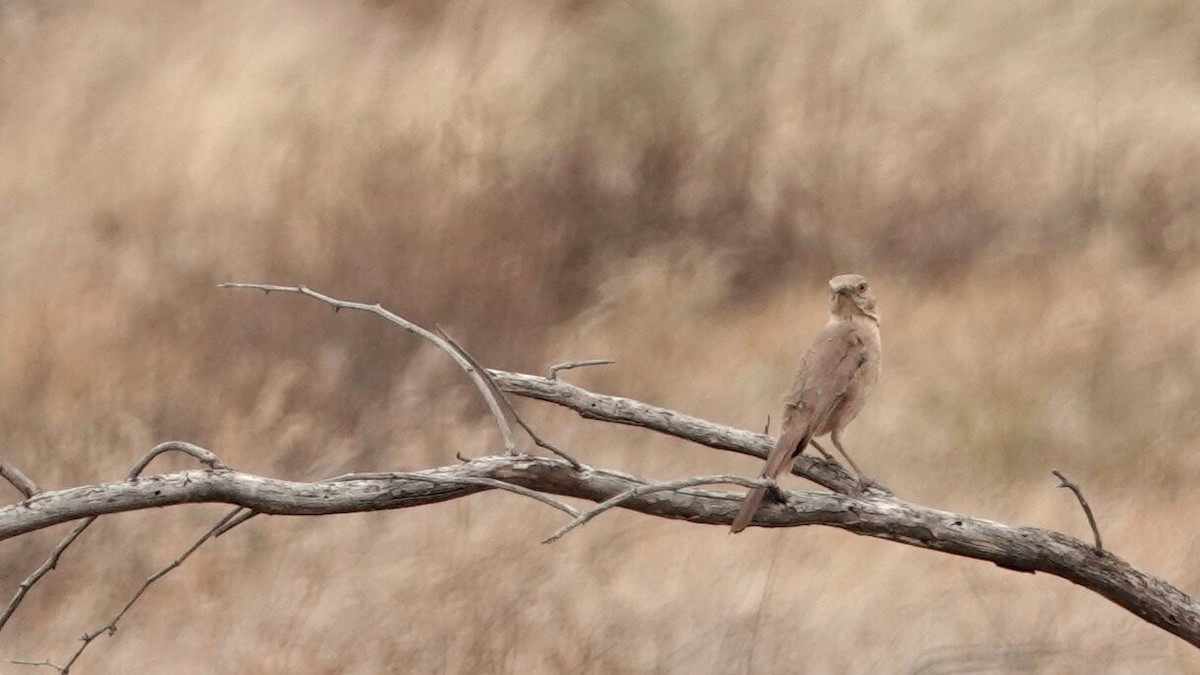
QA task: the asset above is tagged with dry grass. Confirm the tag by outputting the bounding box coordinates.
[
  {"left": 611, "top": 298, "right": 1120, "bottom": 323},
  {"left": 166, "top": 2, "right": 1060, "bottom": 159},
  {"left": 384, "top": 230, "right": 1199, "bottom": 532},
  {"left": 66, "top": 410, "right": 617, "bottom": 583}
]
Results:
[{"left": 2, "top": 0, "right": 1200, "bottom": 671}]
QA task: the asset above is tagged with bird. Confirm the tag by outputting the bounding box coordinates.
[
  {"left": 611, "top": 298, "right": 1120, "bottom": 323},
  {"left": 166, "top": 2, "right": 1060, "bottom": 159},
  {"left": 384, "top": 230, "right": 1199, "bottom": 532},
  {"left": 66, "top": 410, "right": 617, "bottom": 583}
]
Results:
[{"left": 730, "top": 273, "right": 882, "bottom": 534}]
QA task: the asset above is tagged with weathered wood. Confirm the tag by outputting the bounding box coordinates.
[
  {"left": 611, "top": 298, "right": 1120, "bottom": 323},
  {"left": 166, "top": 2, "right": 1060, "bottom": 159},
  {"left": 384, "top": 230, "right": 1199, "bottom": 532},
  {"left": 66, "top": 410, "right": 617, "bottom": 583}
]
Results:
[
  {"left": 3, "top": 368, "right": 1198, "bottom": 649},
  {"left": 2, "top": 452, "right": 1198, "bottom": 648},
  {"left": 488, "top": 369, "right": 860, "bottom": 492}
]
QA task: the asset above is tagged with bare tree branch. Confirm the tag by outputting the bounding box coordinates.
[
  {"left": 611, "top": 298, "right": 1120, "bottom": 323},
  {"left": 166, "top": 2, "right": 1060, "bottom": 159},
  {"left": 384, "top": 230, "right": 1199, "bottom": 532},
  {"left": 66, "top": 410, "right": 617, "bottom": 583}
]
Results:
[
  {"left": 548, "top": 358, "right": 614, "bottom": 379},
  {"left": 1052, "top": 469, "right": 1103, "bottom": 552},
  {"left": 0, "top": 520, "right": 91, "bottom": 636},
  {"left": 211, "top": 462, "right": 590, "bottom": 539},
  {"left": 5, "top": 283, "right": 1197, "bottom": 663},
  {"left": 0, "top": 454, "right": 1197, "bottom": 647},
  {"left": 487, "top": 368, "right": 863, "bottom": 494},
  {"left": 9, "top": 658, "right": 62, "bottom": 671},
  {"left": 126, "top": 441, "right": 226, "bottom": 477},
  {"left": 326, "top": 470, "right": 581, "bottom": 518},
  {"left": 0, "top": 442, "right": 234, "bottom": 635},
  {"left": 56, "top": 448, "right": 585, "bottom": 673},
  {"left": 52, "top": 508, "right": 245, "bottom": 674},
  {"left": 212, "top": 507, "right": 254, "bottom": 538},
  {"left": 435, "top": 327, "right": 582, "bottom": 468},
  {"left": 217, "top": 282, "right": 518, "bottom": 455},
  {"left": 542, "top": 474, "right": 770, "bottom": 543},
  {"left": 0, "top": 460, "right": 39, "bottom": 498}
]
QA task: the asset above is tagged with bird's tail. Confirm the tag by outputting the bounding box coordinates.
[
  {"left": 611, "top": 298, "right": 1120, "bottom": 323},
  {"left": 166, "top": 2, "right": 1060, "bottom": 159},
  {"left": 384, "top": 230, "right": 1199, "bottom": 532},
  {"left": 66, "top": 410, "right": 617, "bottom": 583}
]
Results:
[
  {"left": 730, "top": 486, "right": 767, "bottom": 533},
  {"left": 730, "top": 429, "right": 811, "bottom": 534}
]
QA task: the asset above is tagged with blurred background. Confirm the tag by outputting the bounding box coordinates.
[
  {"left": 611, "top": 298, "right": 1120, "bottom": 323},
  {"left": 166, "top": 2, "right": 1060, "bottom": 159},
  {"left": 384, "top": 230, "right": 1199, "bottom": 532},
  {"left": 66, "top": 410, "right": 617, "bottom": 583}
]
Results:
[{"left": 2, "top": 0, "right": 1200, "bottom": 671}]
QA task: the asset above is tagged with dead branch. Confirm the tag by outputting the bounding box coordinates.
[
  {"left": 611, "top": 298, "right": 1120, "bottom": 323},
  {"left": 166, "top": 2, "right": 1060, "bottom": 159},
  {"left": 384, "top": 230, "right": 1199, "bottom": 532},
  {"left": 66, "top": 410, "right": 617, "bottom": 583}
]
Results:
[
  {"left": 5, "top": 284, "right": 1199, "bottom": 665},
  {"left": 486, "top": 368, "right": 863, "bottom": 494},
  {"left": 217, "top": 282, "right": 519, "bottom": 455},
  {"left": 1, "top": 442, "right": 235, "bottom": 636},
  {"left": 1052, "top": 469, "right": 1103, "bottom": 552},
  {"left": 0, "top": 461, "right": 39, "bottom": 498},
  {"left": 212, "top": 507, "right": 254, "bottom": 537},
  {"left": 435, "top": 327, "right": 581, "bottom": 468},
  {"left": 9, "top": 658, "right": 60, "bottom": 671},
  {"left": 542, "top": 474, "right": 771, "bottom": 543},
  {"left": 548, "top": 358, "right": 614, "bottom": 379},
  {"left": 126, "top": 441, "right": 226, "bottom": 477},
  {"left": 0, "top": 520, "right": 90, "bottom": 637},
  {"left": 0, "top": 453, "right": 1198, "bottom": 647},
  {"left": 52, "top": 508, "right": 245, "bottom": 674},
  {"left": 325, "top": 470, "right": 582, "bottom": 518},
  {"left": 27, "top": 457, "right": 586, "bottom": 674}
]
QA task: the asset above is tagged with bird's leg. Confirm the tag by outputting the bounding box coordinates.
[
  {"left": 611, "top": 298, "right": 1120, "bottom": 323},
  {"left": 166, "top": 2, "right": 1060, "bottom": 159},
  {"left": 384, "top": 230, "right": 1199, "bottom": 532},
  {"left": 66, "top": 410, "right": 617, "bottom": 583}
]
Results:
[
  {"left": 806, "top": 439, "right": 854, "bottom": 480},
  {"left": 808, "top": 439, "right": 836, "bottom": 461},
  {"left": 803, "top": 439, "right": 845, "bottom": 475},
  {"left": 830, "top": 429, "right": 867, "bottom": 493}
]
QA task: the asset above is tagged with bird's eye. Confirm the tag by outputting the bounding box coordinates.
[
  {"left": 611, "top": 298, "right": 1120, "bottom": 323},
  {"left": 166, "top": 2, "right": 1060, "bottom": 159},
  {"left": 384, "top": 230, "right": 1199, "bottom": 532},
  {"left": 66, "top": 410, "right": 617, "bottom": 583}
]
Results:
[{"left": 856, "top": 282, "right": 868, "bottom": 293}]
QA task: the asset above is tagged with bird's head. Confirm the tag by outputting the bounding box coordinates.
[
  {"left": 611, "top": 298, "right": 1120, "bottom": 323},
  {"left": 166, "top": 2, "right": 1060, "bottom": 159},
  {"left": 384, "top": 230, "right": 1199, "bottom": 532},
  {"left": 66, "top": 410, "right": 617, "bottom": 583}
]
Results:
[{"left": 829, "top": 274, "right": 878, "bottom": 322}]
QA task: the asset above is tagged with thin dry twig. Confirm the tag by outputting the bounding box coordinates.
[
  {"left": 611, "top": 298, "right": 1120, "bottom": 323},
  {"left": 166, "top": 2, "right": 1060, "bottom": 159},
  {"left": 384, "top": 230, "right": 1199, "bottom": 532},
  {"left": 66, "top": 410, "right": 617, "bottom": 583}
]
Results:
[
  {"left": 212, "top": 507, "right": 255, "bottom": 538},
  {"left": 548, "top": 358, "right": 614, "bottom": 380},
  {"left": 49, "top": 508, "right": 245, "bottom": 674},
  {"left": 9, "top": 658, "right": 62, "bottom": 671},
  {"left": 1, "top": 443, "right": 231, "bottom": 637},
  {"left": 218, "top": 282, "right": 517, "bottom": 455},
  {"left": 437, "top": 327, "right": 582, "bottom": 469},
  {"left": 0, "top": 520, "right": 91, "bottom": 634},
  {"left": 0, "top": 460, "right": 39, "bottom": 499},
  {"left": 1052, "top": 469, "right": 1104, "bottom": 552},
  {"left": 543, "top": 474, "right": 771, "bottom": 543},
  {"left": 126, "top": 441, "right": 226, "bottom": 477}
]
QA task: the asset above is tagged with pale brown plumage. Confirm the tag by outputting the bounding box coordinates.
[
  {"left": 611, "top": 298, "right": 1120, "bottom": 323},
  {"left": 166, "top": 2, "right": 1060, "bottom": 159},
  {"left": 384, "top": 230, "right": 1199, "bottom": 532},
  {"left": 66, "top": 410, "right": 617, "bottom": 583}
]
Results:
[{"left": 730, "top": 274, "right": 881, "bottom": 534}]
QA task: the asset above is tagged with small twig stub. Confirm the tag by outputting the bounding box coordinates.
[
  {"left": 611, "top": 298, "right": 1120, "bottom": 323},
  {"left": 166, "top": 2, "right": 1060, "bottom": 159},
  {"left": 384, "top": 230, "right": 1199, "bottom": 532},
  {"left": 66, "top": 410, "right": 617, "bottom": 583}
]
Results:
[
  {"left": 0, "top": 462, "right": 39, "bottom": 499},
  {"left": 1052, "top": 469, "right": 1103, "bottom": 552},
  {"left": 548, "top": 358, "right": 614, "bottom": 380}
]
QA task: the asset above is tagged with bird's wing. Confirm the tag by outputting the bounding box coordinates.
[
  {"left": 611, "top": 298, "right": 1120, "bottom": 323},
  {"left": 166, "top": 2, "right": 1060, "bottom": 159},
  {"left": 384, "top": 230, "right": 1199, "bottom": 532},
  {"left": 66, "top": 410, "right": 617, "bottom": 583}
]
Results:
[
  {"left": 760, "top": 321, "right": 868, "bottom": 478},
  {"left": 783, "top": 320, "right": 869, "bottom": 432},
  {"left": 730, "top": 322, "right": 871, "bottom": 534}
]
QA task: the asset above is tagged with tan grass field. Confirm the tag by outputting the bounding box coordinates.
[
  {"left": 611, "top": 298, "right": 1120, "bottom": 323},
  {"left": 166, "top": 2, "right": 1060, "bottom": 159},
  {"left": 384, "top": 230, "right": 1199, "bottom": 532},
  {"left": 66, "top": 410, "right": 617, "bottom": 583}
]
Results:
[{"left": 2, "top": 1, "right": 1200, "bottom": 672}]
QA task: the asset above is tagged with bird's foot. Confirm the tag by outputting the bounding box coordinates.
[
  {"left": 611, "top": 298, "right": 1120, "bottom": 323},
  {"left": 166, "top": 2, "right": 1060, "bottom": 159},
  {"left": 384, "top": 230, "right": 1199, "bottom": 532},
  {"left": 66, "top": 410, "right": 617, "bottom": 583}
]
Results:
[
  {"left": 851, "top": 477, "right": 867, "bottom": 496},
  {"left": 854, "top": 475, "right": 891, "bottom": 496},
  {"left": 766, "top": 482, "right": 788, "bottom": 504},
  {"left": 811, "top": 456, "right": 850, "bottom": 479}
]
